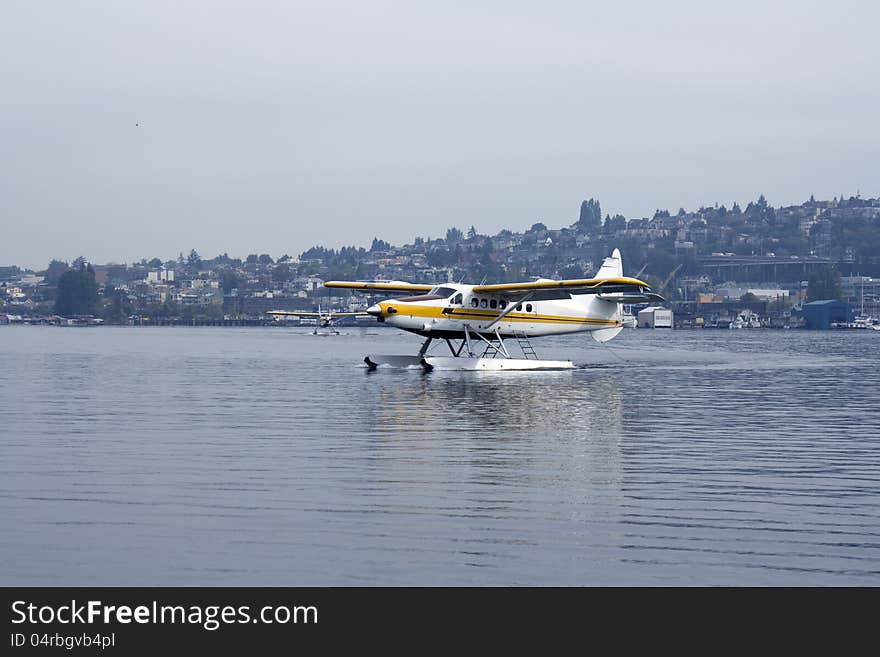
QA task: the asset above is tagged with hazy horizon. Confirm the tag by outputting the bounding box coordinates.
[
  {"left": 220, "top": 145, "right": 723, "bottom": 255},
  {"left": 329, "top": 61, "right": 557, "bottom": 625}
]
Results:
[{"left": 3, "top": 1, "right": 879, "bottom": 270}]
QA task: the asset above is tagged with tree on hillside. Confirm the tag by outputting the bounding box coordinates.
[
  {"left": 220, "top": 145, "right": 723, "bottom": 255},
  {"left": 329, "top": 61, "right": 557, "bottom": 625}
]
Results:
[
  {"left": 370, "top": 238, "right": 391, "bottom": 252},
  {"left": 445, "top": 227, "right": 463, "bottom": 244},
  {"left": 55, "top": 263, "right": 99, "bottom": 316},
  {"left": 44, "top": 259, "right": 70, "bottom": 285},
  {"left": 187, "top": 249, "right": 202, "bottom": 271},
  {"left": 602, "top": 214, "right": 626, "bottom": 234},
  {"left": 577, "top": 198, "right": 602, "bottom": 233},
  {"left": 806, "top": 265, "right": 842, "bottom": 302}
]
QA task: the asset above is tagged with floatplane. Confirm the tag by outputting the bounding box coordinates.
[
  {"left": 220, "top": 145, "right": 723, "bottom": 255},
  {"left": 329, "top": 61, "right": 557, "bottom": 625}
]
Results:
[
  {"left": 321, "top": 248, "right": 664, "bottom": 371},
  {"left": 266, "top": 306, "right": 368, "bottom": 335}
]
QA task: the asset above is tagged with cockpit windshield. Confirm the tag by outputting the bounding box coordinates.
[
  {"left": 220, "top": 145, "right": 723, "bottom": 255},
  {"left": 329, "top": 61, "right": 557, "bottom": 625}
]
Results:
[{"left": 429, "top": 286, "right": 457, "bottom": 298}]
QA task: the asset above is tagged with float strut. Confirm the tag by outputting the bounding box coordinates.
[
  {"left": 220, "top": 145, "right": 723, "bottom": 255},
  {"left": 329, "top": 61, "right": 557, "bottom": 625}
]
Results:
[
  {"left": 417, "top": 337, "right": 433, "bottom": 357},
  {"left": 463, "top": 325, "right": 475, "bottom": 357}
]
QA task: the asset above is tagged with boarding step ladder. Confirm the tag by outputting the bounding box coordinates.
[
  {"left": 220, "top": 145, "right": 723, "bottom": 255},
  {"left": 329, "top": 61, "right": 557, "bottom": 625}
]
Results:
[{"left": 514, "top": 330, "right": 538, "bottom": 360}]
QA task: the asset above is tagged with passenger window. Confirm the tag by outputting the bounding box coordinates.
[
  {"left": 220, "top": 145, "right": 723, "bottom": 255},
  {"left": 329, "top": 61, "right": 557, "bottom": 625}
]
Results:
[
  {"left": 526, "top": 304, "right": 533, "bottom": 312},
  {"left": 490, "top": 299, "right": 497, "bottom": 309},
  {"left": 480, "top": 299, "right": 488, "bottom": 308},
  {"left": 471, "top": 298, "right": 478, "bottom": 308},
  {"left": 453, "top": 293, "right": 462, "bottom": 305},
  {"left": 516, "top": 304, "right": 522, "bottom": 311},
  {"left": 499, "top": 300, "right": 506, "bottom": 309}
]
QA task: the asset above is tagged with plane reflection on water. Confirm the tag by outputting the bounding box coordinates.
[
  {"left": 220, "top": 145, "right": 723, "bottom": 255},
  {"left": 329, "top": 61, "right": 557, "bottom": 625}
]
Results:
[
  {"left": 365, "top": 370, "right": 627, "bottom": 499},
  {"left": 369, "top": 368, "right": 624, "bottom": 434}
]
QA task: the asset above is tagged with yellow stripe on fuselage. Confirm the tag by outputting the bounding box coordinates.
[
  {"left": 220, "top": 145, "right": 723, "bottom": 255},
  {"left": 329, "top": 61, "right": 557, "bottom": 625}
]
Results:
[{"left": 380, "top": 302, "right": 619, "bottom": 326}]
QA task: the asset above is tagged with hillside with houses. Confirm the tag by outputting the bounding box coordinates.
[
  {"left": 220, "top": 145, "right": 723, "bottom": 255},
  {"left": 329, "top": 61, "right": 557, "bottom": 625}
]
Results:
[{"left": 2, "top": 193, "right": 879, "bottom": 326}]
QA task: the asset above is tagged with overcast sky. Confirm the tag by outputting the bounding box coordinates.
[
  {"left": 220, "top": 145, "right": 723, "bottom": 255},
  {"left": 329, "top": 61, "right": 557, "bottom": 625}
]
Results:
[{"left": 2, "top": 1, "right": 878, "bottom": 269}]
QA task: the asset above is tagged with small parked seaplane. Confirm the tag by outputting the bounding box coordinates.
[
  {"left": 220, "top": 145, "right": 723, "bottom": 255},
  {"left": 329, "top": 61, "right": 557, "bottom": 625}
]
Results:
[
  {"left": 324, "top": 248, "right": 664, "bottom": 370},
  {"left": 266, "top": 306, "right": 367, "bottom": 335}
]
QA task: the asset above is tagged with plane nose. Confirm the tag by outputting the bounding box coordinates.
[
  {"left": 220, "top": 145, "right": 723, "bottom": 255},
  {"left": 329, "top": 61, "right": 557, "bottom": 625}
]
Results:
[{"left": 366, "top": 304, "right": 382, "bottom": 317}]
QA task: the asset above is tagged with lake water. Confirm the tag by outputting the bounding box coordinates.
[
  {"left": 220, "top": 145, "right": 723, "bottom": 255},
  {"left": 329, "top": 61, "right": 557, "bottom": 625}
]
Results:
[{"left": 1, "top": 325, "right": 878, "bottom": 585}]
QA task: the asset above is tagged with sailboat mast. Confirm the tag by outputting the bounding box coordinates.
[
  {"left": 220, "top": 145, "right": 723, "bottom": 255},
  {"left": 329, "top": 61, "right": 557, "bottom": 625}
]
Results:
[{"left": 861, "top": 276, "right": 865, "bottom": 315}]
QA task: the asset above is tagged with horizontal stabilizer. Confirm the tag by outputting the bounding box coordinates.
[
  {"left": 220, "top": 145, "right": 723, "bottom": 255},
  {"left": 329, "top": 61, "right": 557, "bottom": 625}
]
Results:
[{"left": 591, "top": 326, "right": 623, "bottom": 343}]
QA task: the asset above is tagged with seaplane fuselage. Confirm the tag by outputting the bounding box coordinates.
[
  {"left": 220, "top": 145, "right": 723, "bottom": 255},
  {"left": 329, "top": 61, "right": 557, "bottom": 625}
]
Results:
[{"left": 365, "top": 284, "right": 622, "bottom": 339}]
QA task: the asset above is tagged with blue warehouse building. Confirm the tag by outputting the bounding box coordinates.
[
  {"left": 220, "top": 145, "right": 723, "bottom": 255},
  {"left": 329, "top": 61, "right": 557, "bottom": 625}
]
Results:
[{"left": 802, "top": 300, "right": 853, "bottom": 330}]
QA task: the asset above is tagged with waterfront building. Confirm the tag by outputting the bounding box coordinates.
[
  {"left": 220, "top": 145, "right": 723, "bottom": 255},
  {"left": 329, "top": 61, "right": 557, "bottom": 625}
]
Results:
[
  {"left": 802, "top": 300, "right": 853, "bottom": 330},
  {"left": 637, "top": 306, "right": 673, "bottom": 328}
]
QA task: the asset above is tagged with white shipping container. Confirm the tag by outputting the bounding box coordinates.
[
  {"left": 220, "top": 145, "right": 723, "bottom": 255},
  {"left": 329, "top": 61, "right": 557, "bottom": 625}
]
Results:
[
  {"left": 653, "top": 309, "right": 673, "bottom": 328},
  {"left": 637, "top": 306, "right": 673, "bottom": 328}
]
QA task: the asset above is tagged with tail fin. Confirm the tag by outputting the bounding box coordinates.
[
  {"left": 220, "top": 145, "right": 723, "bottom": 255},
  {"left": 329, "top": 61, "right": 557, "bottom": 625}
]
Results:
[
  {"left": 594, "top": 248, "right": 623, "bottom": 279},
  {"left": 591, "top": 248, "right": 625, "bottom": 343}
]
